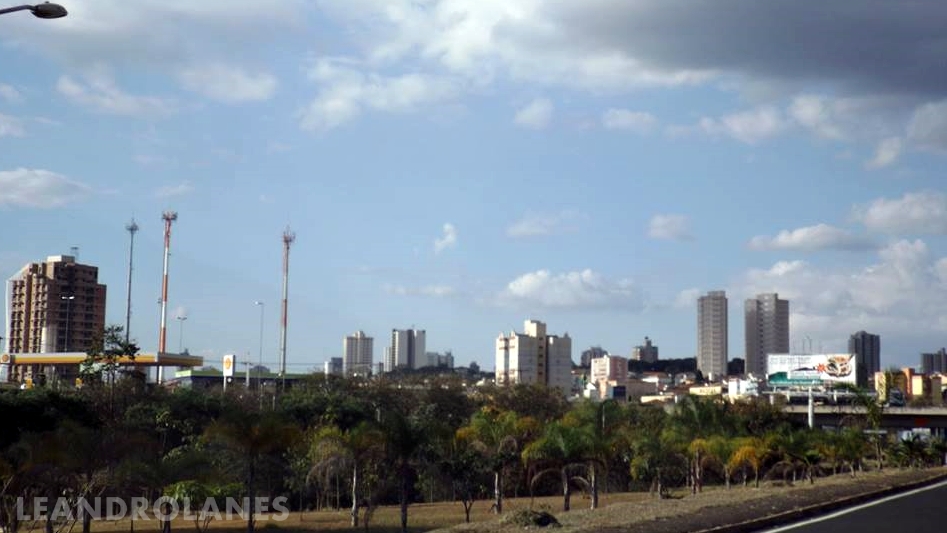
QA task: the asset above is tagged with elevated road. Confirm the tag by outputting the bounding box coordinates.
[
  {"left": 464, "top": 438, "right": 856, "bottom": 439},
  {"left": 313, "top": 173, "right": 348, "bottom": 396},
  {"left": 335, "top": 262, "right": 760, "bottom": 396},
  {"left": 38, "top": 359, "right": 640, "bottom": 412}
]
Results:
[{"left": 783, "top": 405, "right": 947, "bottom": 434}]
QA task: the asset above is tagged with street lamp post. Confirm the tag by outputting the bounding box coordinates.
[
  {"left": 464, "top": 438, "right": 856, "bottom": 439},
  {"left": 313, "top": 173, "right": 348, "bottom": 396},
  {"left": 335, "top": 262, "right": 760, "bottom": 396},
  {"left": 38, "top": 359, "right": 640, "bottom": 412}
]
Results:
[
  {"left": 176, "top": 315, "right": 187, "bottom": 354},
  {"left": 0, "top": 2, "right": 67, "bottom": 18},
  {"left": 254, "top": 301, "right": 264, "bottom": 389}
]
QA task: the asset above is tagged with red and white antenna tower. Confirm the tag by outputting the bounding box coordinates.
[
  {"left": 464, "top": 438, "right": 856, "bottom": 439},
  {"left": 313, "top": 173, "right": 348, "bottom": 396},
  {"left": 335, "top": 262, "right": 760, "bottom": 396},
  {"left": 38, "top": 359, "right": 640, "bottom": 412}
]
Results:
[
  {"left": 279, "top": 226, "right": 295, "bottom": 390},
  {"left": 157, "top": 211, "right": 177, "bottom": 383}
]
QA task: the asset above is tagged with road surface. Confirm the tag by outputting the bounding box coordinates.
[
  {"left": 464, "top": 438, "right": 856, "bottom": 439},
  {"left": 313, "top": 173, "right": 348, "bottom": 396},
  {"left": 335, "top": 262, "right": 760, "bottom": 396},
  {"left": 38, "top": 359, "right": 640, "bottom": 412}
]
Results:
[{"left": 761, "top": 479, "right": 947, "bottom": 532}]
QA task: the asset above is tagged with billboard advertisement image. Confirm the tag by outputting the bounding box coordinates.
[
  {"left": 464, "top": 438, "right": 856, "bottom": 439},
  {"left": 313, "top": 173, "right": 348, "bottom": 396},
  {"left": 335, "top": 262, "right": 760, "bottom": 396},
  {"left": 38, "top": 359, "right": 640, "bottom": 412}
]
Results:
[{"left": 767, "top": 353, "right": 856, "bottom": 386}]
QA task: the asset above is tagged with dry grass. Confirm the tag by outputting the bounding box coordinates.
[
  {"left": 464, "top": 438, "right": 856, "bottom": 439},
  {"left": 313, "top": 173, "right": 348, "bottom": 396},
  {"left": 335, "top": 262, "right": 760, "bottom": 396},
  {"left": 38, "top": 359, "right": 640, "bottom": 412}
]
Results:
[{"left": 28, "top": 468, "right": 946, "bottom": 533}]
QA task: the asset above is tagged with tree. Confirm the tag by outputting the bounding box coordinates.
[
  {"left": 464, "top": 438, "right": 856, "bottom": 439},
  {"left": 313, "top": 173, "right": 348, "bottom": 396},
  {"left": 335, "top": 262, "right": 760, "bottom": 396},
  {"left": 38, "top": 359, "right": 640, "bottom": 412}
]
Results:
[
  {"left": 165, "top": 480, "right": 241, "bottom": 533},
  {"left": 562, "top": 400, "right": 629, "bottom": 509},
  {"left": 307, "top": 422, "right": 384, "bottom": 527},
  {"left": 521, "top": 420, "right": 591, "bottom": 512},
  {"left": 706, "top": 435, "right": 737, "bottom": 489},
  {"left": 727, "top": 437, "right": 765, "bottom": 488},
  {"left": 81, "top": 325, "right": 140, "bottom": 420}
]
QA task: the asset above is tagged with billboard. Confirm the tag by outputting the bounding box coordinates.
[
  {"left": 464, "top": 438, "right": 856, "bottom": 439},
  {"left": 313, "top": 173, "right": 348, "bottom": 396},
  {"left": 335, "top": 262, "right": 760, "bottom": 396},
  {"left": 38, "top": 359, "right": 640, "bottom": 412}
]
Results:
[{"left": 767, "top": 353, "right": 856, "bottom": 386}]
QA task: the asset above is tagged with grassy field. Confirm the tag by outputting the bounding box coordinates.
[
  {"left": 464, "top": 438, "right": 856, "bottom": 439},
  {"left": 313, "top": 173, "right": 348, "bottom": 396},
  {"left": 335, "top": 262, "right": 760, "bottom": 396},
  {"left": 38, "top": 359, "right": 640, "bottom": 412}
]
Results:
[{"left": 33, "top": 491, "right": 653, "bottom": 533}]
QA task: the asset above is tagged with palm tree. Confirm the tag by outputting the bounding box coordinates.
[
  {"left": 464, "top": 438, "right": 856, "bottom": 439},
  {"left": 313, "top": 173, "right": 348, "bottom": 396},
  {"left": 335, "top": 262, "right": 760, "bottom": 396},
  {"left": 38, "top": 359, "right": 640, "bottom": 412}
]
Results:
[
  {"left": 521, "top": 420, "right": 591, "bottom": 512},
  {"left": 705, "top": 435, "right": 737, "bottom": 489},
  {"left": 307, "top": 422, "right": 384, "bottom": 528},
  {"left": 561, "top": 400, "right": 629, "bottom": 509},
  {"left": 456, "top": 408, "right": 539, "bottom": 514},
  {"left": 204, "top": 408, "right": 300, "bottom": 533},
  {"left": 727, "top": 437, "right": 765, "bottom": 488}
]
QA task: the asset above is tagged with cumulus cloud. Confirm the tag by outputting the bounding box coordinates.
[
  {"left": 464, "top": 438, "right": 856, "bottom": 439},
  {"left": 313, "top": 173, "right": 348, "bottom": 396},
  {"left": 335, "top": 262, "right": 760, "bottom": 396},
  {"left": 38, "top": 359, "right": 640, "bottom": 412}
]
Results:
[
  {"left": 384, "top": 284, "right": 456, "bottom": 298},
  {"left": 698, "top": 106, "right": 787, "bottom": 144},
  {"left": 0, "top": 113, "right": 24, "bottom": 137},
  {"left": 300, "top": 57, "right": 460, "bottom": 131},
  {"left": 0, "top": 168, "right": 91, "bottom": 208},
  {"left": 865, "top": 137, "right": 903, "bottom": 169},
  {"left": 434, "top": 223, "right": 458, "bottom": 254},
  {"left": 154, "top": 181, "right": 194, "bottom": 199},
  {"left": 674, "top": 288, "right": 702, "bottom": 309},
  {"left": 497, "top": 269, "right": 644, "bottom": 310},
  {"left": 507, "top": 210, "right": 583, "bottom": 238},
  {"left": 514, "top": 98, "right": 554, "bottom": 129},
  {"left": 853, "top": 191, "right": 947, "bottom": 235},
  {"left": 177, "top": 64, "right": 278, "bottom": 103},
  {"left": 602, "top": 109, "right": 657, "bottom": 133},
  {"left": 748, "top": 224, "right": 875, "bottom": 252},
  {"left": 648, "top": 214, "right": 693, "bottom": 241},
  {"left": 736, "top": 240, "right": 947, "bottom": 353},
  {"left": 907, "top": 99, "right": 947, "bottom": 152},
  {"left": 57, "top": 71, "right": 175, "bottom": 118},
  {"left": 0, "top": 83, "right": 21, "bottom": 103}
]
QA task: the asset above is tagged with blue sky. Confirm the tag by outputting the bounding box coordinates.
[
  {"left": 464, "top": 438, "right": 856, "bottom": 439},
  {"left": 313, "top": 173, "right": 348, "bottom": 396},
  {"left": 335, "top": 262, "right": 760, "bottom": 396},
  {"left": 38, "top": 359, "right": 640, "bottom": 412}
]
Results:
[{"left": 2, "top": 1, "right": 946, "bottom": 372}]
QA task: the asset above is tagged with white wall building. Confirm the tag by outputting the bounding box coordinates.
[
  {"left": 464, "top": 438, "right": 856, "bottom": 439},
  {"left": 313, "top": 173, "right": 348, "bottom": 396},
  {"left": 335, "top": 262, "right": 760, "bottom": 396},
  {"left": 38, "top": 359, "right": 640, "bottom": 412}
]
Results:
[
  {"left": 745, "top": 293, "right": 789, "bottom": 377},
  {"left": 697, "top": 290, "right": 728, "bottom": 380},
  {"left": 385, "top": 328, "right": 425, "bottom": 371},
  {"left": 591, "top": 354, "right": 628, "bottom": 384},
  {"left": 343, "top": 331, "right": 373, "bottom": 376},
  {"left": 496, "top": 319, "right": 573, "bottom": 392}
]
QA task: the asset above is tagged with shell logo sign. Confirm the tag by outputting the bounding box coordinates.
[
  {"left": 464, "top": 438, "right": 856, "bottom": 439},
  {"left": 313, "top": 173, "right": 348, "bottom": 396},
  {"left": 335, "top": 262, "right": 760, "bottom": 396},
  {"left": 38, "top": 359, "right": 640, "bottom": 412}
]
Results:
[
  {"left": 223, "top": 354, "right": 235, "bottom": 377},
  {"left": 0, "top": 354, "right": 10, "bottom": 364}
]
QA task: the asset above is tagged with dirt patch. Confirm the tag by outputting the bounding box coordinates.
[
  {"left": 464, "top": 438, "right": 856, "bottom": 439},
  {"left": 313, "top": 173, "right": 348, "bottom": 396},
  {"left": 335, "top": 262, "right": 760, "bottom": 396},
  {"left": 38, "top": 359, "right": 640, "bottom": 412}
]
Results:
[{"left": 435, "top": 468, "right": 947, "bottom": 533}]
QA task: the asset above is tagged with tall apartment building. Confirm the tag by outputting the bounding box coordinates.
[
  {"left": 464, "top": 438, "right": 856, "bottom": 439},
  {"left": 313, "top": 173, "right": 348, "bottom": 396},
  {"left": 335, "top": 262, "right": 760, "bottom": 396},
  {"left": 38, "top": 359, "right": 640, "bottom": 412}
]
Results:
[
  {"left": 744, "top": 293, "right": 790, "bottom": 377},
  {"left": 631, "top": 336, "right": 659, "bottom": 363},
  {"left": 342, "top": 330, "right": 373, "bottom": 376},
  {"left": 425, "top": 350, "right": 454, "bottom": 368},
  {"left": 849, "top": 331, "right": 881, "bottom": 387},
  {"left": 6, "top": 255, "right": 106, "bottom": 354},
  {"left": 496, "top": 319, "right": 573, "bottom": 392},
  {"left": 384, "top": 328, "right": 425, "bottom": 371},
  {"left": 580, "top": 346, "right": 607, "bottom": 367},
  {"left": 697, "top": 291, "right": 728, "bottom": 380},
  {"left": 591, "top": 353, "right": 628, "bottom": 384},
  {"left": 921, "top": 348, "right": 947, "bottom": 375}
]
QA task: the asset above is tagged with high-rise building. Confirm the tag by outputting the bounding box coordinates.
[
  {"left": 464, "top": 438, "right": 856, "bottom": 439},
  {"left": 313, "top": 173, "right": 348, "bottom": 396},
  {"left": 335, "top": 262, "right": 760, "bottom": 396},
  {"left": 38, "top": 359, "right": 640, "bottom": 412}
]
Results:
[
  {"left": 921, "top": 348, "right": 947, "bottom": 375},
  {"left": 6, "top": 255, "right": 106, "bottom": 354},
  {"left": 697, "top": 291, "right": 728, "bottom": 379},
  {"left": 744, "top": 293, "right": 790, "bottom": 377},
  {"left": 496, "top": 319, "right": 573, "bottom": 392},
  {"left": 849, "top": 331, "right": 881, "bottom": 387},
  {"left": 591, "top": 354, "right": 628, "bottom": 384},
  {"left": 425, "top": 350, "right": 454, "bottom": 368},
  {"left": 385, "top": 328, "right": 425, "bottom": 371},
  {"left": 342, "top": 331, "right": 373, "bottom": 376},
  {"left": 631, "top": 336, "right": 659, "bottom": 363},
  {"left": 580, "top": 346, "right": 607, "bottom": 367},
  {"left": 324, "top": 357, "right": 343, "bottom": 376}
]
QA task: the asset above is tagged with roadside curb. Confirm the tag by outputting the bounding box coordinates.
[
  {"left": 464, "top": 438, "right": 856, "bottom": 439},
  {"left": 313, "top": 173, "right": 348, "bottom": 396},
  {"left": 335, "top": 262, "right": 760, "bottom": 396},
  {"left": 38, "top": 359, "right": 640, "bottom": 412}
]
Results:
[{"left": 693, "top": 471, "right": 947, "bottom": 533}]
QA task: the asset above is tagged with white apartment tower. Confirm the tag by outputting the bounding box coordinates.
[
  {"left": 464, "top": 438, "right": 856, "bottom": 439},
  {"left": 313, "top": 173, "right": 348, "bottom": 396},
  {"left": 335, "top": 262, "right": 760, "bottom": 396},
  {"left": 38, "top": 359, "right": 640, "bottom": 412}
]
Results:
[
  {"left": 697, "top": 290, "right": 728, "bottom": 380},
  {"left": 343, "top": 330, "right": 373, "bottom": 376},
  {"left": 385, "top": 328, "right": 425, "bottom": 371},
  {"left": 496, "top": 319, "right": 573, "bottom": 392},
  {"left": 744, "top": 293, "right": 790, "bottom": 377}
]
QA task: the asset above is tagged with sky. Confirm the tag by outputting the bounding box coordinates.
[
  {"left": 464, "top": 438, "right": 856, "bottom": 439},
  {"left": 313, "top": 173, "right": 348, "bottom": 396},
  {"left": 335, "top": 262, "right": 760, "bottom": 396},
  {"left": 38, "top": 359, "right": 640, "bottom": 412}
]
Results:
[{"left": 1, "top": 0, "right": 946, "bottom": 373}]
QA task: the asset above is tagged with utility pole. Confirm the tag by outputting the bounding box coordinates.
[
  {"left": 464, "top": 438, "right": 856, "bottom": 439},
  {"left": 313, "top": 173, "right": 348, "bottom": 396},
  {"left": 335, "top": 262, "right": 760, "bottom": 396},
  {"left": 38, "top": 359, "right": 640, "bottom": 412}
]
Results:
[
  {"left": 157, "top": 211, "right": 177, "bottom": 384},
  {"left": 279, "top": 227, "right": 295, "bottom": 392},
  {"left": 124, "top": 218, "right": 139, "bottom": 346}
]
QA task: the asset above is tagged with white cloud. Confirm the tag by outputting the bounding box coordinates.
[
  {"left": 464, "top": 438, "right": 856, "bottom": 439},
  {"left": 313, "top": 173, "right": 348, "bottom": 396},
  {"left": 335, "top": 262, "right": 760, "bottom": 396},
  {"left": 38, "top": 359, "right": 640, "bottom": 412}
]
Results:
[
  {"left": 648, "top": 214, "right": 693, "bottom": 241},
  {"left": 737, "top": 240, "right": 947, "bottom": 348},
  {"left": 514, "top": 98, "right": 554, "bottom": 129},
  {"left": 907, "top": 99, "right": 947, "bottom": 152},
  {"left": 155, "top": 181, "right": 194, "bottom": 199},
  {"left": 384, "top": 284, "right": 456, "bottom": 298},
  {"left": 788, "top": 95, "right": 846, "bottom": 141},
  {"left": 853, "top": 191, "right": 947, "bottom": 235},
  {"left": 748, "top": 223, "right": 875, "bottom": 252},
  {"left": 300, "top": 57, "right": 460, "bottom": 131},
  {"left": 0, "top": 83, "right": 21, "bottom": 103},
  {"left": 57, "top": 71, "right": 175, "bottom": 118},
  {"left": 434, "top": 223, "right": 458, "bottom": 254},
  {"left": 698, "top": 106, "right": 787, "bottom": 144},
  {"left": 497, "top": 269, "right": 644, "bottom": 311},
  {"left": 674, "top": 288, "right": 701, "bottom": 309},
  {"left": 865, "top": 137, "right": 902, "bottom": 169},
  {"left": 0, "top": 113, "right": 25, "bottom": 137},
  {"left": 507, "top": 210, "right": 582, "bottom": 238},
  {"left": 602, "top": 109, "right": 657, "bottom": 133},
  {"left": 177, "top": 64, "right": 278, "bottom": 103},
  {"left": 0, "top": 168, "right": 91, "bottom": 208}
]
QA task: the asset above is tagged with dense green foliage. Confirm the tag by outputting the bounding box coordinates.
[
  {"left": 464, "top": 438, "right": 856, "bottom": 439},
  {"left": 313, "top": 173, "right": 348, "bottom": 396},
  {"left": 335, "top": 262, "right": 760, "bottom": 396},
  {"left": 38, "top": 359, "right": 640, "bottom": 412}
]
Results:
[{"left": 1, "top": 374, "right": 944, "bottom": 533}]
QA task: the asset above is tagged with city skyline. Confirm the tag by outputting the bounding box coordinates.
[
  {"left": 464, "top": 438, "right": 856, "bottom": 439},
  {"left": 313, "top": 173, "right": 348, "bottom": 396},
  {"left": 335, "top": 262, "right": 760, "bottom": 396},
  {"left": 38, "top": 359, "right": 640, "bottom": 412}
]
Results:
[{"left": 2, "top": 2, "right": 946, "bottom": 371}]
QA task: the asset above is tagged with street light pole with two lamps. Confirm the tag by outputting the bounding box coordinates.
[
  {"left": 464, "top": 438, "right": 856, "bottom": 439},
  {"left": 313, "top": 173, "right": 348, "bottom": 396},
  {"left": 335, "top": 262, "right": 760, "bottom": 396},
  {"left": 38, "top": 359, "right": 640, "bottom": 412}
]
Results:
[{"left": 0, "top": 2, "right": 67, "bottom": 18}]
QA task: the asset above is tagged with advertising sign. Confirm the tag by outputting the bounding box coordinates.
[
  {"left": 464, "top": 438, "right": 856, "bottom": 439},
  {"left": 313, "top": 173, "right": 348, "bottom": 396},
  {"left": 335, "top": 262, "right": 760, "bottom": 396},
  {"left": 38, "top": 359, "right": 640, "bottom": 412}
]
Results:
[
  {"left": 767, "top": 353, "right": 856, "bottom": 387},
  {"left": 222, "top": 354, "right": 235, "bottom": 378}
]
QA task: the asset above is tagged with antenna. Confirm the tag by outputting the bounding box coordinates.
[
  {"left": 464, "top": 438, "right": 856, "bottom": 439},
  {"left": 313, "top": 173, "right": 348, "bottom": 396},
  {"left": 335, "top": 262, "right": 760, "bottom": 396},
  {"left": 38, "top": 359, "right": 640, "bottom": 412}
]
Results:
[
  {"left": 124, "top": 218, "right": 139, "bottom": 346},
  {"left": 157, "top": 211, "right": 178, "bottom": 384},
  {"left": 279, "top": 226, "right": 295, "bottom": 391}
]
